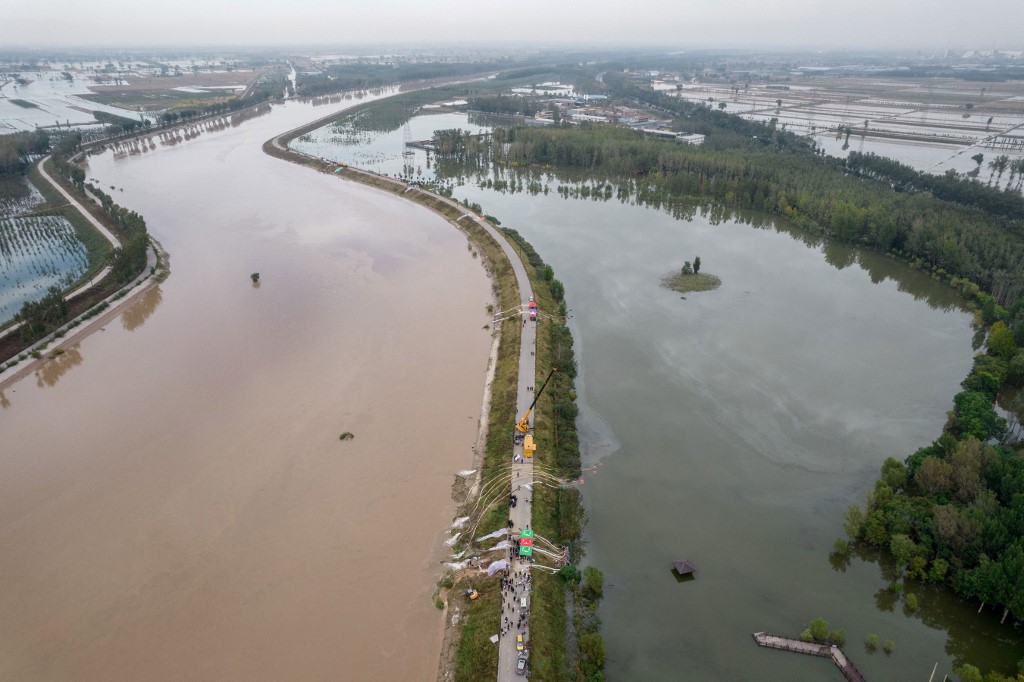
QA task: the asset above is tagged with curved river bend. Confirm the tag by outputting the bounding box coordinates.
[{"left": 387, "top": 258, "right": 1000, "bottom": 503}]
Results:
[{"left": 0, "top": 95, "right": 493, "bottom": 680}]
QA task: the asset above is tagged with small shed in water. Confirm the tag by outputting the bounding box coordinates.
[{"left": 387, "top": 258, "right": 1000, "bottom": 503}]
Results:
[{"left": 672, "top": 560, "right": 697, "bottom": 577}]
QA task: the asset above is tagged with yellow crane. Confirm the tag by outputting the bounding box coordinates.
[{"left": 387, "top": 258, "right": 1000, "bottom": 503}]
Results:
[{"left": 515, "top": 368, "right": 557, "bottom": 434}]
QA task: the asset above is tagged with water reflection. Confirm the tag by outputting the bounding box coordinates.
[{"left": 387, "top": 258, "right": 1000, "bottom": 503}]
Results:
[
  {"left": 121, "top": 285, "right": 163, "bottom": 332},
  {"left": 34, "top": 345, "right": 83, "bottom": 389},
  {"left": 104, "top": 104, "right": 275, "bottom": 160},
  {"left": 835, "top": 544, "right": 1024, "bottom": 672},
  {"left": 453, "top": 166, "right": 970, "bottom": 313}
]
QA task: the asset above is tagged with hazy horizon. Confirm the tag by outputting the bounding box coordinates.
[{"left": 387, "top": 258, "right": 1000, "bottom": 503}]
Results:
[{"left": 3, "top": 0, "right": 1022, "bottom": 53}]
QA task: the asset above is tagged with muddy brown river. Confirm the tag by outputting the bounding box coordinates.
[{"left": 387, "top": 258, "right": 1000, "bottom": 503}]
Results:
[{"left": 0, "top": 96, "right": 493, "bottom": 680}]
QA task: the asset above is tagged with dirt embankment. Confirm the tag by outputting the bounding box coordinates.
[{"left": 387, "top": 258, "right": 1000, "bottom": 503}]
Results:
[{"left": 261, "top": 134, "right": 526, "bottom": 682}]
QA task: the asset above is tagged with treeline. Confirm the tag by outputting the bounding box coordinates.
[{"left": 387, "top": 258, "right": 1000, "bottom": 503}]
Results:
[
  {"left": 51, "top": 131, "right": 85, "bottom": 185},
  {"left": 843, "top": 306, "right": 1024, "bottom": 627},
  {"left": 153, "top": 73, "right": 288, "bottom": 128},
  {"left": 296, "top": 62, "right": 490, "bottom": 98},
  {"left": 50, "top": 134, "right": 149, "bottom": 283},
  {"left": 15, "top": 285, "right": 68, "bottom": 343},
  {"left": 432, "top": 123, "right": 1024, "bottom": 307},
  {"left": 494, "top": 223, "right": 597, "bottom": 681},
  {"left": 0, "top": 129, "right": 50, "bottom": 178},
  {"left": 467, "top": 95, "right": 541, "bottom": 117},
  {"left": 845, "top": 152, "right": 1024, "bottom": 221},
  {"left": 93, "top": 110, "right": 147, "bottom": 136},
  {"left": 85, "top": 184, "right": 149, "bottom": 283},
  {"left": 603, "top": 70, "right": 812, "bottom": 152},
  {"left": 501, "top": 227, "right": 580, "bottom": 479}
]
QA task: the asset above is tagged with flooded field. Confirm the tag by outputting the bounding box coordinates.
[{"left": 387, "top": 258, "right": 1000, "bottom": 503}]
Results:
[
  {"left": 0, "top": 213, "right": 88, "bottom": 322},
  {"left": 659, "top": 76, "right": 1024, "bottom": 179},
  {"left": 291, "top": 110, "right": 494, "bottom": 179},
  {"left": 0, "top": 95, "right": 494, "bottom": 680},
  {"left": 298, "top": 109, "right": 1024, "bottom": 679}
]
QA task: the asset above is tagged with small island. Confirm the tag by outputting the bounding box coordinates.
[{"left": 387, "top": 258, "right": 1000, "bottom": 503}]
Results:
[{"left": 663, "top": 256, "right": 721, "bottom": 293}]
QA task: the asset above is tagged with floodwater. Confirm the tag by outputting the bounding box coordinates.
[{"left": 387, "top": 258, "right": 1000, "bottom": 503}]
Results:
[
  {"left": 451, "top": 185, "right": 1024, "bottom": 680},
  {"left": 0, "top": 95, "right": 494, "bottom": 680},
  {"left": 305, "top": 109, "right": 1024, "bottom": 679}
]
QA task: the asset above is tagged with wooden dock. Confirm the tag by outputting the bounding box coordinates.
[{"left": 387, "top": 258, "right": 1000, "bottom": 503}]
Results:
[{"left": 753, "top": 632, "right": 866, "bottom": 682}]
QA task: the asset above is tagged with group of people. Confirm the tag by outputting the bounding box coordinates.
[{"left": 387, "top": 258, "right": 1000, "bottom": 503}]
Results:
[{"left": 499, "top": 571, "right": 531, "bottom": 639}]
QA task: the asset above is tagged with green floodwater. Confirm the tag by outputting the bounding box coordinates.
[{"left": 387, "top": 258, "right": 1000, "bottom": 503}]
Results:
[{"left": 310, "top": 112, "right": 1024, "bottom": 680}]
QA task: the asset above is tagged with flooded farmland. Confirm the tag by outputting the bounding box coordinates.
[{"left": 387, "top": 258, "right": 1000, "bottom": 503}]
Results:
[
  {"left": 0, "top": 94, "right": 494, "bottom": 680},
  {"left": 658, "top": 76, "right": 1024, "bottom": 180}
]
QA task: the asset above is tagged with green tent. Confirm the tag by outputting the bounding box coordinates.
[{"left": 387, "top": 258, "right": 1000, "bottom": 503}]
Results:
[
  {"left": 520, "top": 529, "right": 534, "bottom": 539},
  {"left": 519, "top": 545, "right": 533, "bottom": 557}
]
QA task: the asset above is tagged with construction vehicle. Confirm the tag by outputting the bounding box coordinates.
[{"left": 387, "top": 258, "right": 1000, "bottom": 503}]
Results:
[{"left": 514, "top": 368, "right": 556, "bottom": 434}]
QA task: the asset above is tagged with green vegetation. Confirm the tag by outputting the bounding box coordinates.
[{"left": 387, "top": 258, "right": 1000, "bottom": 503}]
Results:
[
  {"left": 452, "top": 576, "right": 501, "bottom": 680},
  {"left": 498, "top": 226, "right": 593, "bottom": 681},
  {"left": 663, "top": 272, "right": 721, "bottom": 293},
  {"left": 844, "top": 319, "right": 1024, "bottom": 629},
  {"left": 26, "top": 162, "right": 111, "bottom": 285},
  {"left": 93, "top": 110, "right": 148, "bottom": 136},
  {"left": 431, "top": 114, "right": 1024, "bottom": 311},
  {"left": 0, "top": 129, "right": 50, "bottom": 177},
  {"left": 568, "top": 565, "right": 606, "bottom": 681},
  {"left": 338, "top": 432, "right": 354, "bottom": 441},
  {"left": 295, "top": 60, "right": 514, "bottom": 98},
  {"left": 14, "top": 285, "right": 68, "bottom": 343},
  {"left": 798, "top": 617, "right": 846, "bottom": 646},
  {"left": 467, "top": 95, "right": 542, "bottom": 117},
  {"left": 81, "top": 183, "right": 148, "bottom": 283}
]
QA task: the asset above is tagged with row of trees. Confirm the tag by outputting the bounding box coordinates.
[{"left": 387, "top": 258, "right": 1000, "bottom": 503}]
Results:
[
  {"left": 14, "top": 285, "right": 68, "bottom": 343},
  {"left": 431, "top": 122, "right": 1024, "bottom": 307},
  {"left": 0, "top": 129, "right": 50, "bottom": 179},
  {"left": 84, "top": 184, "right": 149, "bottom": 283},
  {"left": 295, "top": 61, "right": 497, "bottom": 98},
  {"left": 47, "top": 134, "right": 149, "bottom": 285},
  {"left": 466, "top": 95, "right": 542, "bottom": 117},
  {"left": 846, "top": 152, "right": 1024, "bottom": 220}
]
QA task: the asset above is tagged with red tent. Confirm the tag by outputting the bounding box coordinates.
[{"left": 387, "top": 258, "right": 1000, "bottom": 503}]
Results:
[{"left": 528, "top": 301, "right": 537, "bottom": 309}]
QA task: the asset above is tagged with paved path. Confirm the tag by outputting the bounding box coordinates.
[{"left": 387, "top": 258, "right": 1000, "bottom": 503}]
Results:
[
  {"left": 37, "top": 156, "right": 119, "bottom": 294},
  {"left": 0, "top": 157, "right": 160, "bottom": 383},
  {"left": 0, "top": 157, "right": 118, "bottom": 344},
  {"left": 465, "top": 210, "right": 537, "bottom": 682}
]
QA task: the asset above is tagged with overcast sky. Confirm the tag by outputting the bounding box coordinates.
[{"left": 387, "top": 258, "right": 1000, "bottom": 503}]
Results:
[{"left": 4, "top": 0, "right": 1022, "bottom": 52}]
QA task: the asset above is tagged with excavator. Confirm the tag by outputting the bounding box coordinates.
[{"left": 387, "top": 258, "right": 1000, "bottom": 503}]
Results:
[{"left": 514, "top": 368, "right": 557, "bottom": 434}]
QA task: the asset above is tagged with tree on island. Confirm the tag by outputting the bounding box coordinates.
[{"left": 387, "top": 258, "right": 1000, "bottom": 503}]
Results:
[
  {"left": 693, "top": 256, "right": 701, "bottom": 274},
  {"left": 971, "top": 153, "right": 984, "bottom": 176}
]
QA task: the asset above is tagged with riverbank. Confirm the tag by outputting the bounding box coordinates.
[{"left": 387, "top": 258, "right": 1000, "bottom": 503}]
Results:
[
  {"left": 264, "top": 91, "right": 599, "bottom": 679},
  {"left": 0, "top": 154, "right": 164, "bottom": 384},
  {"left": 1, "top": 94, "right": 497, "bottom": 680}
]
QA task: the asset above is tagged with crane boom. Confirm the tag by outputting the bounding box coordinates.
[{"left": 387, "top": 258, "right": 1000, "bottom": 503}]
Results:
[{"left": 515, "top": 368, "right": 557, "bottom": 433}]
